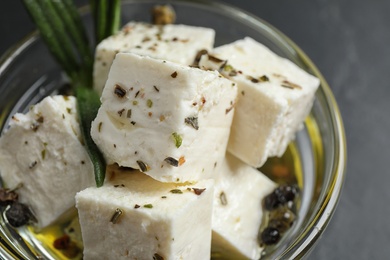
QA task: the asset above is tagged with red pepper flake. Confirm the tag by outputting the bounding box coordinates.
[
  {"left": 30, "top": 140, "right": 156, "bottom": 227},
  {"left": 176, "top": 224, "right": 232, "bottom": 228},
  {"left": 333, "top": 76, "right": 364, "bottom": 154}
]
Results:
[
  {"left": 178, "top": 156, "right": 186, "bottom": 166},
  {"left": 148, "top": 112, "right": 153, "bottom": 117},
  {"left": 192, "top": 188, "right": 206, "bottom": 195},
  {"left": 53, "top": 234, "right": 80, "bottom": 258},
  {"left": 53, "top": 234, "right": 71, "bottom": 250},
  {"left": 171, "top": 71, "right": 178, "bottom": 78},
  {"left": 114, "top": 84, "right": 127, "bottom": 98}
]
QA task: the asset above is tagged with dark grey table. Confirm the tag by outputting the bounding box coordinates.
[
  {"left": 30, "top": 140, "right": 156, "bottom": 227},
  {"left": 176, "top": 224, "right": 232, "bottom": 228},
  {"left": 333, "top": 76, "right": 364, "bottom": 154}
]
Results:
[{"left": 1, "top": 1, "right": 388, "bottom": 259}]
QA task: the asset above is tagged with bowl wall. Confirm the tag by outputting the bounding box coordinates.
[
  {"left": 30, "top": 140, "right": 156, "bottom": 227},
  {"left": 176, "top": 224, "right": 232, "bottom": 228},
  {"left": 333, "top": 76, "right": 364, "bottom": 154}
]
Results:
[{"left": 0, "top": 1, "right": 346, "bottom": 259}]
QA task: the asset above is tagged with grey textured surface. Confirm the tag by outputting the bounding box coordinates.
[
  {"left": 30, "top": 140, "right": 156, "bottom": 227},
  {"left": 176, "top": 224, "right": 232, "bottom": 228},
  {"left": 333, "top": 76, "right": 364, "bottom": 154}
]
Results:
[{"left": 0, "top": 1, "right": 388, "bottom": 259}]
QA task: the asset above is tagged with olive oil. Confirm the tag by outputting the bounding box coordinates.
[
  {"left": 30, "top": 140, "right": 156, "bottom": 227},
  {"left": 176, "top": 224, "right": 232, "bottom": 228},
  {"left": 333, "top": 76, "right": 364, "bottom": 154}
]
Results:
[{"left": 2, "top": 112, "right": 323, "bottom": 259}]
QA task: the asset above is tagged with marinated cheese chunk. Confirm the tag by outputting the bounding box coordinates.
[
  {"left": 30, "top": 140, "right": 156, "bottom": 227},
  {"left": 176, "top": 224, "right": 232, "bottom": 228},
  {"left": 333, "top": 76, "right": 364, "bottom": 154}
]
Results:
[
  {"left": 199, "top": 37, "right": 320, "bottom": 167},
  {"left": 91, "top": 53, "right": 238, "bottom": 183},
  {"left": 76, "top": 165, "right": 214, "bottom": 260},
  {"left": 212, "top": 153, "right": 276, "bottom": 259},
  {"left": 0, "top": 96, "right": 94, "bottom": 229},
  {"left": 93, "top": 22, "right": 215, "bottom": 94}
]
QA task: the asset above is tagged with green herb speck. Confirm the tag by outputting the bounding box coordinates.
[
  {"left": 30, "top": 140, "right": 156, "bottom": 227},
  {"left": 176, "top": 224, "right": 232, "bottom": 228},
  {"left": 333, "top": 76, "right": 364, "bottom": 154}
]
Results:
[
  {"left": 144, "top": 204, "right": 153, "bottom": 208},
  {"left": 171, "top": 132, "right": 182, "bottom": 148}
]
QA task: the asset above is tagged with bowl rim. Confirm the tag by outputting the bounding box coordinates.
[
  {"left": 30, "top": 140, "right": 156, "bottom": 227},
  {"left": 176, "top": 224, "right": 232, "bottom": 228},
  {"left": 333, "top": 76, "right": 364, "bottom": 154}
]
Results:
[{"left": 0, "top": 0, "right": 347, "bottom": 259}]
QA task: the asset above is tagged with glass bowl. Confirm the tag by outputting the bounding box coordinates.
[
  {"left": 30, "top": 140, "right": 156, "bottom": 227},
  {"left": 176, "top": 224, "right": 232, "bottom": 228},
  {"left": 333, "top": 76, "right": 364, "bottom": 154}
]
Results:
[{"left": 0, "top": 0, "right": 346, "bottom": 259}]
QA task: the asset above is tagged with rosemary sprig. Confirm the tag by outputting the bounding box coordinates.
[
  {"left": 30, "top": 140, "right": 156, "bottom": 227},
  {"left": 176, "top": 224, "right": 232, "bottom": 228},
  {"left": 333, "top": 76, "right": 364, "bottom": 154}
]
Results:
[
  {"left": 90, "top": 0, "right": 121, "bottom": 43},
  {"left": 22, "top": 0, "right": 121, "bottom": 187},
  {"left": 75, "top": 87, "right": 106, "bottom": 187}
]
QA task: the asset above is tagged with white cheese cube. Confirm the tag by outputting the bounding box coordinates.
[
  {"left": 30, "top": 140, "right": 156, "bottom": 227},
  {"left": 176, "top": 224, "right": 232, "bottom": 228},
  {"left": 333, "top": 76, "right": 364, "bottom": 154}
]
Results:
[
  {"left": 0, "top": 96, "right": 94, "bottom": 229},
  {"left": 75, "top": 165, "right": 214, "bottom": 260},
  {"left": 199, "top": 37, "right": 320, "bottom": 167},
  {"left": 212, "top": 153, "right": 276, "bottom": 260},
  {"left": 93, "top": 22, "right": 215, "bottom": 94},
  {"left": 91, "top": 53, "right": 237, "bottom": 183}
]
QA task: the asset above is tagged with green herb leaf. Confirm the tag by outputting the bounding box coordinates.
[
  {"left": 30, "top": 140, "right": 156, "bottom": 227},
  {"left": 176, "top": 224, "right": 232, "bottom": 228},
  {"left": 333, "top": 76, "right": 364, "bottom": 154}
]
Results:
[
  {"left": 76, "top": 87, "right": 106, "bottom": 187},
  {"left": 171, "top": 132, "right": 182, "bottom": 148}
]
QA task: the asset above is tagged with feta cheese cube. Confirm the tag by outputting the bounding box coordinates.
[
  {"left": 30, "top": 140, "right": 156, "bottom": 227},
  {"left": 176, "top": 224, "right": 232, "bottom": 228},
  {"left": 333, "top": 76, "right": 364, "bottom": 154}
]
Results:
[
  {"left": 75, "top": 165, "right": 214, "bottom": 260},
  {"left": 0, "top": 96, "right": 94, "bottom": 228},
  {"left": 93, "top": 22, "right": 215, "bottom": 94},
  {"left": 91, "top": 53, "right": 237, "bottom": 183},
  {"left": 212, "top": 153, "right": 276, "bottom": 260},
  {"left": 199, "top": 37, "right": 320, "bottom": 167}
]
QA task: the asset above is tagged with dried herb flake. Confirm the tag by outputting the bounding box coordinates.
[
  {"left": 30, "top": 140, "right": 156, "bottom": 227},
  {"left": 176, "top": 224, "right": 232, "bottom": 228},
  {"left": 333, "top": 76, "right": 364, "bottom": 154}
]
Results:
[
  {"left": 147, "top": 99, "right": 153, "bottom": 108},
  {"left": 110, "top": 208, "right": 123, "bottom": 224},
  {"left": 137, "top": 160, "right": 150, "bottom": 172},
  {"left": 220, "top": 191, "right": 228, "bottom": 205},
  {"left": 114, "top": 84, "right": 127, "bottom": 98},
  {"left": 192, "top": 188, "right": 206, "bottom": 195},
  {"left": 164, "top": 157, "right": 179, "bottom": 167},
  {"left": 171, "top": 132, "right": 182, "bottom": 148},
  {"left": 184, "top": 116, "right": 199, "bottom": 130},
  {"left": 170, "top": 189, "right": 183, "bottom": 194}
]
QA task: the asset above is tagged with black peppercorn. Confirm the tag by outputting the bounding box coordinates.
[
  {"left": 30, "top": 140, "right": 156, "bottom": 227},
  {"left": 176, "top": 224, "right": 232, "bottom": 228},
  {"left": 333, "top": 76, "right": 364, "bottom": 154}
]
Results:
[
  {"left": 6, "top": 202, "right": 35, "bottom": 227},
  {"left": 260, "top": 227, "right": 280, "bottom": 245}
]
